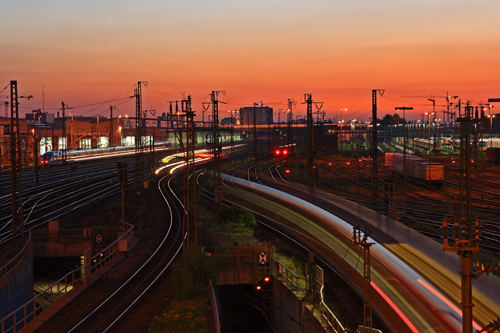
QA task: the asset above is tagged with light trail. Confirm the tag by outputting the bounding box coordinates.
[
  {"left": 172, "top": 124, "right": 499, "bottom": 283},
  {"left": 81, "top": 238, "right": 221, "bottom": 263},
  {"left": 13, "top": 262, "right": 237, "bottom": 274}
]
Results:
[
  {"left": 417, "top": 279, "right": 482, "bottom": 331},
  {"left": 371, "top": 281, "right": 420, "bottom": 333}
]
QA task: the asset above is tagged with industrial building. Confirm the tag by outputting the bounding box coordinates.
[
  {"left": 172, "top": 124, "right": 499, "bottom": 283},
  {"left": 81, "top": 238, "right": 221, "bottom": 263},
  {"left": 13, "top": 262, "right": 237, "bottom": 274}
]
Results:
[{"left": 239, "top": 106, "right": 273, "bottom": 125}]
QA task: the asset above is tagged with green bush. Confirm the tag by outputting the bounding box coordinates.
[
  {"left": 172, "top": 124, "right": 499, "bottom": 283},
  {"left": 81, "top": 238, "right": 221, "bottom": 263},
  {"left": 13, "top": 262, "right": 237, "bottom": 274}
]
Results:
[
  {"left": 172, "top": 246, "right": 216, "bottom": 300},
  {"left": 216, "top": 207, "right": 256, "bottom": 234}
]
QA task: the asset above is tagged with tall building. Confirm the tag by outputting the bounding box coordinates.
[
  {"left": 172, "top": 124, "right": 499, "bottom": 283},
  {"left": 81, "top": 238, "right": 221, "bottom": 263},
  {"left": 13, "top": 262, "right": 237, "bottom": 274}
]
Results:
[{"left": 239, "top": 106, "right": 273, "bottom": 125}]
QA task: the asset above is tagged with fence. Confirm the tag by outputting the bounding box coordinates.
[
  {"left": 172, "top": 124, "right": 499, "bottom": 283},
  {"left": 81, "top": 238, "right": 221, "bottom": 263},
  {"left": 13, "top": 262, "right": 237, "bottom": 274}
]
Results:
[
  {"left": 271, "top": 258, "right": 304, "bottom": 292},
  {"left": 272, "top": 258, "right": 346, "bottom": 333},
  {"left": 0, "top": 222, "right": 134, "bottom": 333}
]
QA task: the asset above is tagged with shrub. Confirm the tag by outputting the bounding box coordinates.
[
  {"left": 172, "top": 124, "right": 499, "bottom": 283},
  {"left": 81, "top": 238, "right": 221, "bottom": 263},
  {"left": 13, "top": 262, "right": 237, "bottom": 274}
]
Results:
[{"left": 216, "top": 207, "right": 256, "bottom": 234}]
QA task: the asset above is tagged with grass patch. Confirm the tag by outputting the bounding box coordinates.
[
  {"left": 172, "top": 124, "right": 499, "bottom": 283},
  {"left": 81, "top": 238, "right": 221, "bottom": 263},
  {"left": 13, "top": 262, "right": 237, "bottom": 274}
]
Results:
[{"left": 148, "top": 246, "right": 216, "bottom": 333}]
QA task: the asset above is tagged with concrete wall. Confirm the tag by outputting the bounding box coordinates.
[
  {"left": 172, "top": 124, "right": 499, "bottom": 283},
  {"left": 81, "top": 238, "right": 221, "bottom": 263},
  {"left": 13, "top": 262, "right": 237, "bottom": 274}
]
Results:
[
  {"left": 0, "top": 249, "right": 33, "bottom": 320},
  {"left": 33, "top": 241, "right": 92, "bottom": 258},
  {"left": 272, "top": 280, "right": 325, "bottom": 333}
]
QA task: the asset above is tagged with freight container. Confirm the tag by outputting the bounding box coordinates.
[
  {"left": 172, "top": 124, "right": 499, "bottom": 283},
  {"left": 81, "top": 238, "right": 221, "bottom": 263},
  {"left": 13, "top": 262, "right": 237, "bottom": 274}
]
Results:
[{"left": 384, "top": 152, "right": 444, "bottom": 183}]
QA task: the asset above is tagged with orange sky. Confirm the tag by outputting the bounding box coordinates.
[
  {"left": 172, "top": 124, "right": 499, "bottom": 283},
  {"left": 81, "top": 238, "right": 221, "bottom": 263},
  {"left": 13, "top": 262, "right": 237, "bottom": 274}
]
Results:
[{"left": 1, "top": 0, "right": 500, "bottom": 120}]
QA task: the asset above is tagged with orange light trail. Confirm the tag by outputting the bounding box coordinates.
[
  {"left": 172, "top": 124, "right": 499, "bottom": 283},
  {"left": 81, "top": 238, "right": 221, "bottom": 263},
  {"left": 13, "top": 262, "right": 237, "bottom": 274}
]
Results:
[
  {"left": 370, "top": 281, "right": 420, "bottom": 333},
  {"left": 417, "top": 279, "right": 482, "bottom": 331}
]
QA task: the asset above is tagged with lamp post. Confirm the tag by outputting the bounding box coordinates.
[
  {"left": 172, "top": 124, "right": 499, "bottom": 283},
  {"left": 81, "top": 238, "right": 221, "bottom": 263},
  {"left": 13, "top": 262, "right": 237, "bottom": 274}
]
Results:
[
  {"left": 488, "top": 115, "right": 496, "bottom": 147},
  {"left": 424, "top": 112, "right": 435, "bottom": 155},
  {"left": 395, "top": 106, "right": 413, "bottom": 224},
  {"left": 427, "top": 99, "right": 436, "bottom": 151},
  {"left": 31, "top": 128, "right": 38, "bottom": 183}
]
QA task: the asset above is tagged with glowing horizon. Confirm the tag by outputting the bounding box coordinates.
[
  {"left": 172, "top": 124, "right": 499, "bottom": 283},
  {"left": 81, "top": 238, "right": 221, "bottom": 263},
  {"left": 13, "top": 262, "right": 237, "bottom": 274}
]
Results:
[{"left": 1, "top": 0, "right": 500, "bottom": 121}]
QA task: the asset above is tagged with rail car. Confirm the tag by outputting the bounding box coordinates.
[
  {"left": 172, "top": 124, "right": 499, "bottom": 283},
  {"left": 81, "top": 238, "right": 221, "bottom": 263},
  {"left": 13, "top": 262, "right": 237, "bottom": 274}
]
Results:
[
  {"left": 385, "top": 152, "right": 444, "bottom": 184},
  {"left": 40, "top": 140, "right": 173, "bottom": 165},
  {"left": 41, "top": 146, "right": 133, "bottom": 165},
  {"left": 445, "top": 138, "right": 498, "bottom": 151},
  {"left": 412, "top": 138, "right": 442, "bottom": 153}
]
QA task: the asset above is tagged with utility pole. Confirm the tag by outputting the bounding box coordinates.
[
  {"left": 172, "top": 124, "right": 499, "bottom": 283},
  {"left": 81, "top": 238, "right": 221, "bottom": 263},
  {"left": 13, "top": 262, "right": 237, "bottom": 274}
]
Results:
[
  {"left": 230, "top": 110, "right": 235, "bottom": 156},
  {"left": 133, "top": 81, "right": 148, "bottom": 187},
  {"left": 253, "top": 102, "right": 258, "bottom": 159},
  {"left": 394, "top": 107, "right": 413, "bottom": 184},
  {"left": 202, "top": 102, "right": 210, "bottom": 129},
  {"left": 61, "top": 102, "right": 67, "bottom": 163},
  {"left": 109, "top": 105, "right": 114, "bottom": 147},
  {"left": 183, "top": 96, "right": 197, "bottom": 246},
  {"left": 10, "top": 80, "right": 25, "bottom": 245},
  {"left": 32, "top": 127, "right": 39, "bottom": 183},
  {"left": 287, "top": 99, "right": 295, "bottom": 166},
  {"left": 372, "top": 89, "right": 385, "bottom": 199},
  {"left": 443, "top": 103, "right": 476, "bottom": 333},
  {"left": 211, "top": 91, "right": 225, "bottom": 203},
  {"left": 353, "top": 226, "right": 374, "bottom": 330},
  {"left": 395, "top": 107, "right": 412, "bottom": 224},
  {"left": 304, "top": 94, "right": 315, "bottom": 193}
]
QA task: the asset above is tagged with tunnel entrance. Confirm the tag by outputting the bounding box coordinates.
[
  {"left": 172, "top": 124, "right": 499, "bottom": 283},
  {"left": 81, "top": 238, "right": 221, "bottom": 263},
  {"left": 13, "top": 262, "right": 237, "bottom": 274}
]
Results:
[
  {"left": 33, "top": 257, "right": 81, "bottom": 294},
  {"left": 218, "top": 284, "right": 273, "bottom": 333}
]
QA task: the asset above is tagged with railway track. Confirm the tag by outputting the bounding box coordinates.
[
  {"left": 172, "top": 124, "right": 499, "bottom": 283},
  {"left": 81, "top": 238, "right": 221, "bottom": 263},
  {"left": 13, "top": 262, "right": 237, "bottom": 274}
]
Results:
[
  {"left": 66, "top": 173, "right": 185, "bottom": 333},
  {"left": 0, "top": 162, "right": 145, "bottom": 246},
  {"left": 252, "top": 159, "right": 500, "bottom": 251}
]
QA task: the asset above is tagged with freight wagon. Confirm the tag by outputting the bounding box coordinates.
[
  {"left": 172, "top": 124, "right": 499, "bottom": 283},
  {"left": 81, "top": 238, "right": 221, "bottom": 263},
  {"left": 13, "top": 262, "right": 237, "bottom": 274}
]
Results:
[{"left": 385, "top": 152, "right": 444, "bottom": 185}]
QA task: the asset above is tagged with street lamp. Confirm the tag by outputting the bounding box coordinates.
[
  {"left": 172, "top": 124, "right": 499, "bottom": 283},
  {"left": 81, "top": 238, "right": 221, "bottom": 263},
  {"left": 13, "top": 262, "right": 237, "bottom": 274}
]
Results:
[
  {"left": 487, "top": 115, "right": 496, "bottom": 147},
  {"left": 424, "top": 112, "right": 435, "bottom": 162},
  {"left": 395, "top": 106, "right": 413, "bottom": 187}
]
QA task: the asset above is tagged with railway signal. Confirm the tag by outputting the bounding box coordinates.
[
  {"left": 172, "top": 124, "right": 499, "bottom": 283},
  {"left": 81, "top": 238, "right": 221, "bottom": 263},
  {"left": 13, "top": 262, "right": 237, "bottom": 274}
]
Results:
[
  {"left": 255, "top": 275, "right": 272, "bottom": 292},
  {"left": 274, "top": 147, "right": 288, "bottom": 157}
]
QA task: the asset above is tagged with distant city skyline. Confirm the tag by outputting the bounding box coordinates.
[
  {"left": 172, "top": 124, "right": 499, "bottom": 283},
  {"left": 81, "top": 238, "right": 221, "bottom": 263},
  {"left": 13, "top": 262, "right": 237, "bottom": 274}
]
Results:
[{"left": 1, "top": 0, "right": 500, "bottom": 120}]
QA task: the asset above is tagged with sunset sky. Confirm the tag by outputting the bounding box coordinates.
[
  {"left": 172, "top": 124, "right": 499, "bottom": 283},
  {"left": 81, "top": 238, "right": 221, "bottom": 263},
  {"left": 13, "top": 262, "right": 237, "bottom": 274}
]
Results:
[{"left": 1, "top": 0, "right": 500, "bottom": 120}]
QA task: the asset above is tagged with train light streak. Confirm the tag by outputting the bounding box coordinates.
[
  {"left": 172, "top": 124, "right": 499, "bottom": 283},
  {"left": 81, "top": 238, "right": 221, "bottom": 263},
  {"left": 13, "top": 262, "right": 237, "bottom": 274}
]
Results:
[
  {"left": 417, "top": 279, "right": 482, "bottom": 331},
  {"left": 370, "top": 281, "right": 420, "bottom": 333},
  {"left": 169, "top": 158, "right": 210, "bottom": 174}
]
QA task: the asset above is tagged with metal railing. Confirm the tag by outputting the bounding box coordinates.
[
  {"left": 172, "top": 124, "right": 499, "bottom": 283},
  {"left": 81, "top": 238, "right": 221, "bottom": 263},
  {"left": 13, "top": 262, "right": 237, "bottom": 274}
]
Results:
[
  {"left": 0, "top": 232, "right": 32, "bottom": 280},
  {"left": 319, "top": 300, "right": 346, "bottom": 333},
  {"left": 0, "top": 222, "right": 134, "bottom": 333},
  {"left": 271, "top": 258, "right": 304, "bottom": 292},
  {"left": 271, "top": 258, "right": 346, "bottom": 333}
]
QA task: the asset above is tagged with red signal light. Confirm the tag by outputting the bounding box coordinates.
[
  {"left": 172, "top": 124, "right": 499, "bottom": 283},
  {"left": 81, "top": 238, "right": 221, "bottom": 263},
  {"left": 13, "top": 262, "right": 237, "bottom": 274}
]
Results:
[
  {"left": 282, "top": 149, "right": 288, "bottom": 155},
  {"left": 346, "top": 161, "right": 350, "bottom": 166},
  {"left": 256, "top": 285, "right": 262, "bottom": 291},
  {"left": 285, "top": 169, "right": 290, "bottom": 174},
  {"left": 275, "top": 149, "right": 281, "bottom": 156},
  {"left": 264, "top": 276, "right": 270, "bottom": 283},
  {"left": 328, "top": 162, "right": 332, "bottom": 166}
]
